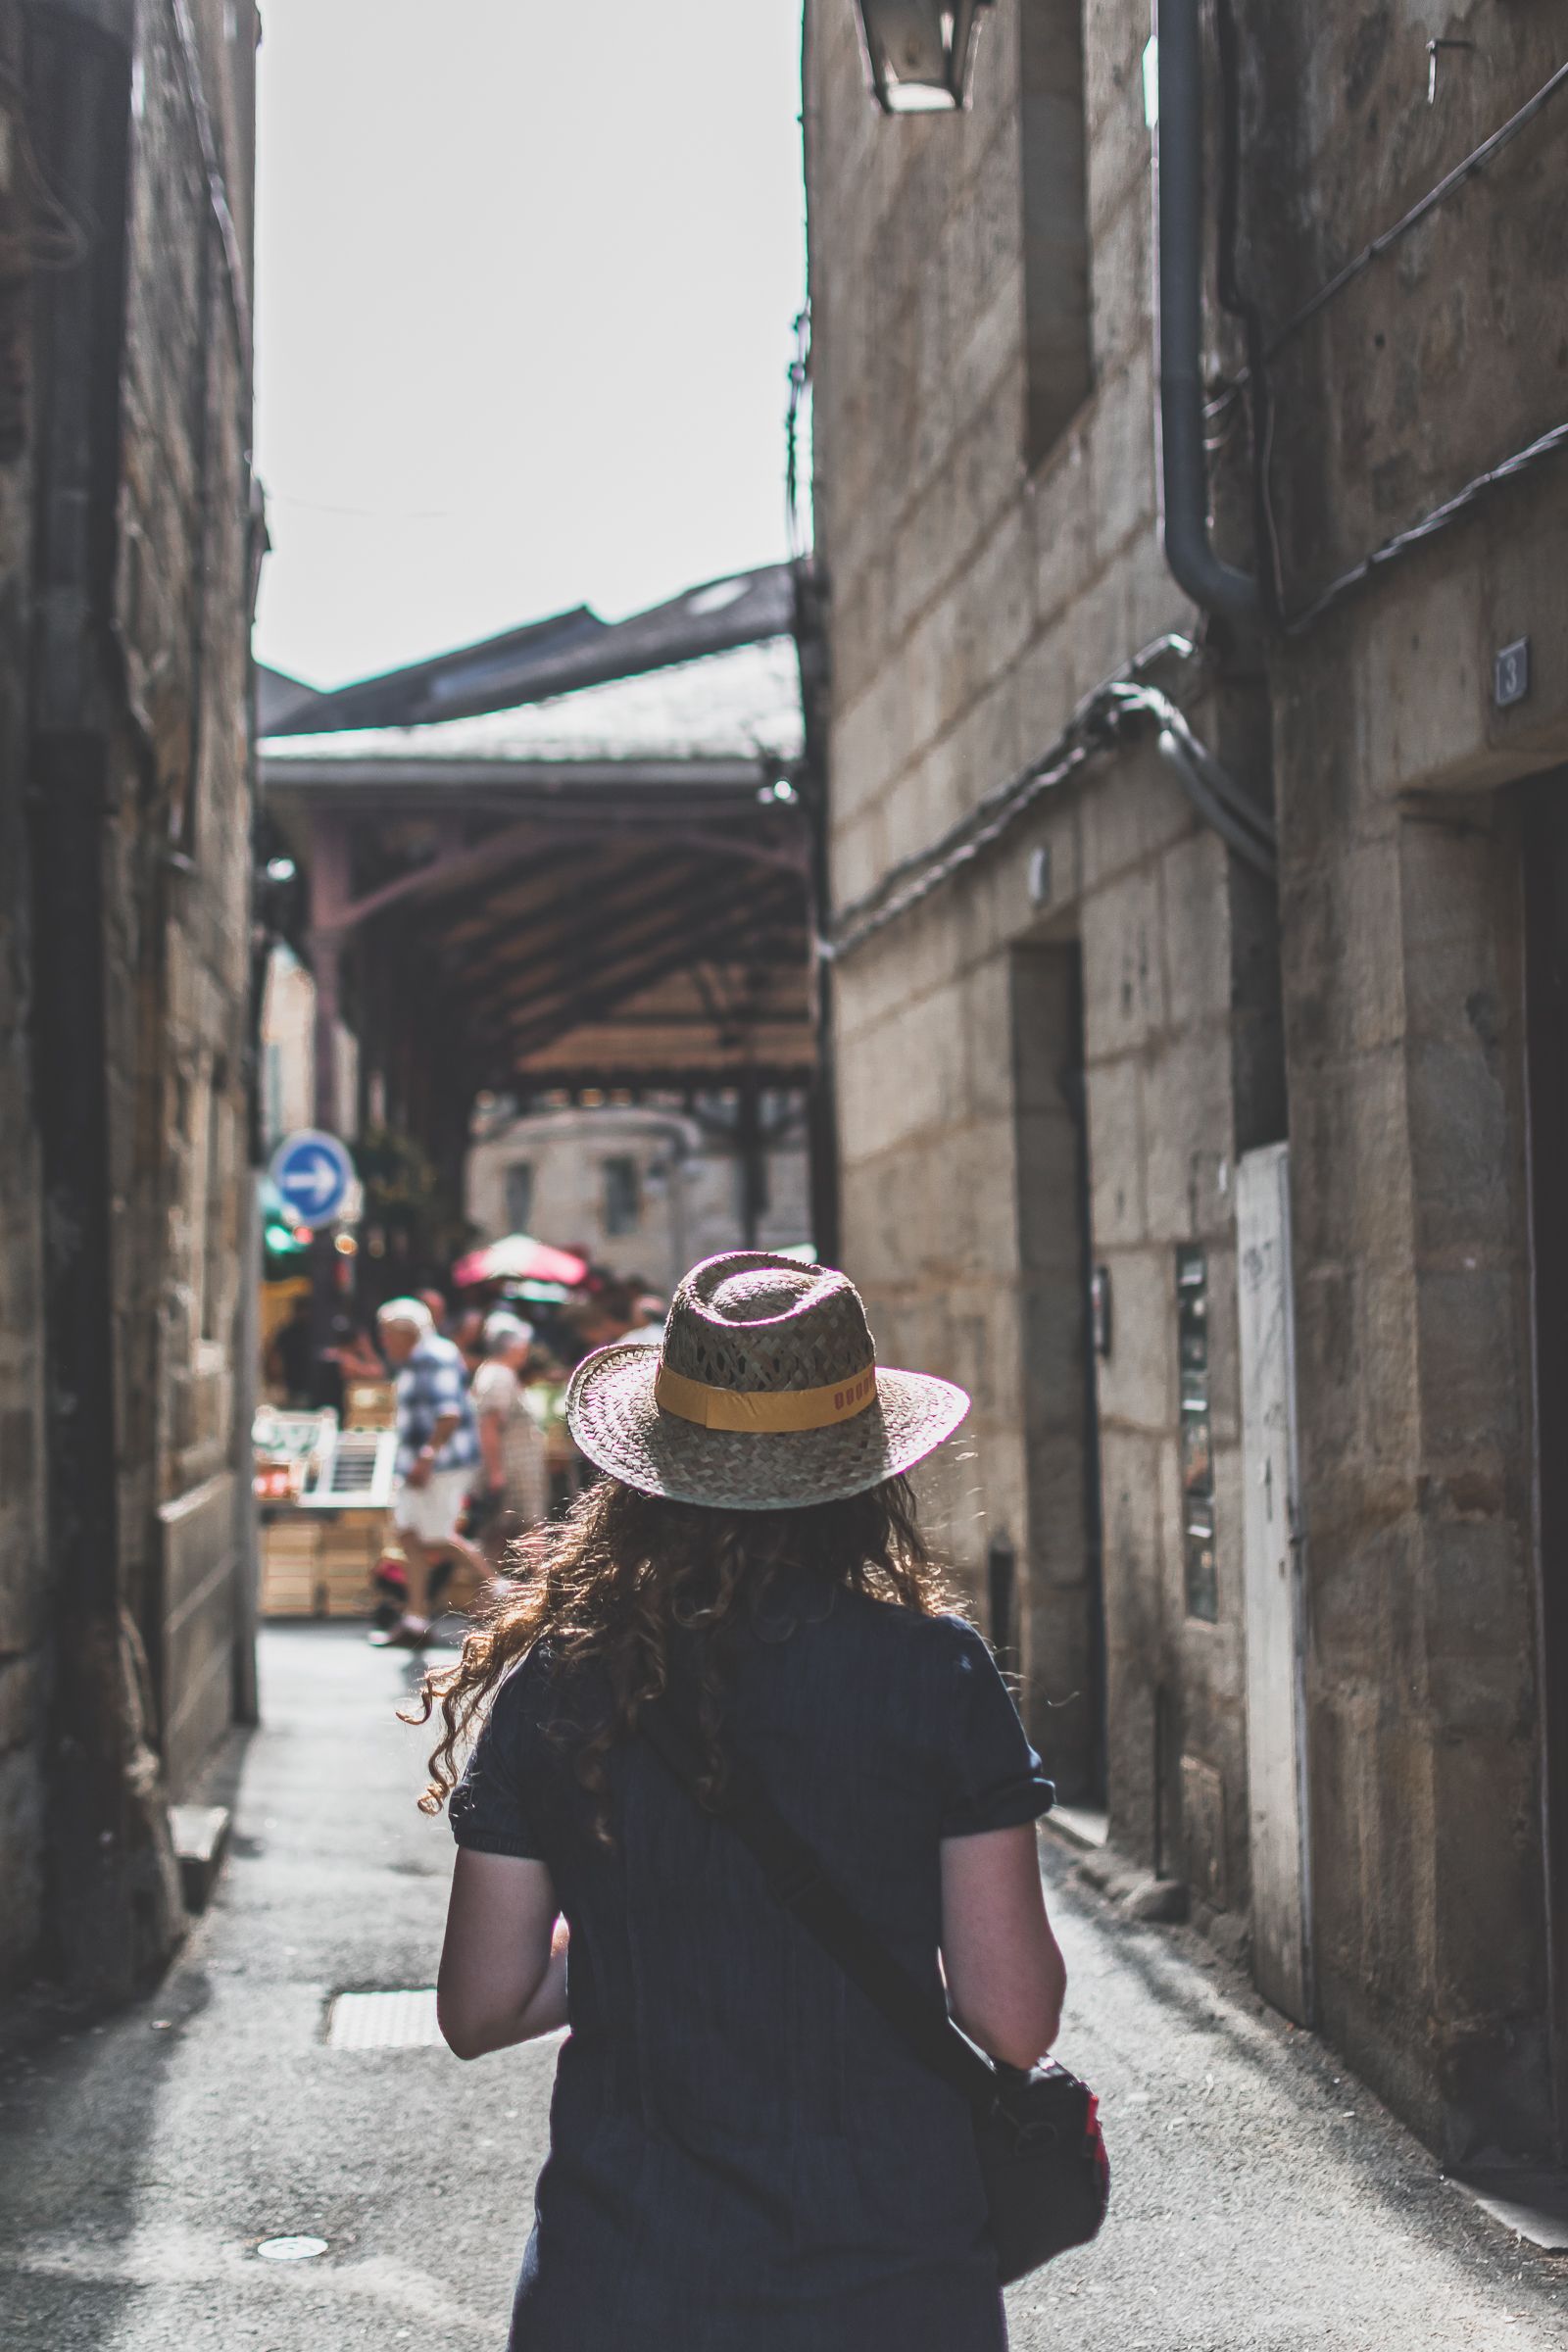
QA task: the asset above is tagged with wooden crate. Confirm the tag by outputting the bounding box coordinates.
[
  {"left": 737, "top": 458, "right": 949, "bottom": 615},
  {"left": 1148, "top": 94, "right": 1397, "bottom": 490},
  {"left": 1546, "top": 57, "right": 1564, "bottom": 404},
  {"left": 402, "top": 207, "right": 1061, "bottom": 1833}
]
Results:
[
  {"left": 263, "top": 1505, "right": 486, "bottom": 1622},
  {"left": 262, "top": 1508, "right": 389, "bottom": 1618},
  {"left": 260, "top": 1514, "right": 321, "bottom": 1617},
  {"left": 316, "top": 1509, "right": 386, "bottom": 1617}
]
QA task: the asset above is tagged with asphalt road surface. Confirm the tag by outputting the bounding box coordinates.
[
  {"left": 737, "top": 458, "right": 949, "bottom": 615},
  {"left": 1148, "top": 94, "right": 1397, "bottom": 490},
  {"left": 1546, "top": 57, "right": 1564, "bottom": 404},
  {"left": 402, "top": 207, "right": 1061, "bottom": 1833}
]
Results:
[{"left": 1, "top": 1623, "right": 1564, "bottom": 2349}]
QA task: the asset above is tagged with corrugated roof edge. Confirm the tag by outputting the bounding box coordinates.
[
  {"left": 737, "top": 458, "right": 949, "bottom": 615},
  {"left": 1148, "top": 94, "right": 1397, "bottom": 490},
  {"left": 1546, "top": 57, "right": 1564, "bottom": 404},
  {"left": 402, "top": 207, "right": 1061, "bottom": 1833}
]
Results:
[{"left": 263, "top": 564, "right": 799, "bottom": 739}]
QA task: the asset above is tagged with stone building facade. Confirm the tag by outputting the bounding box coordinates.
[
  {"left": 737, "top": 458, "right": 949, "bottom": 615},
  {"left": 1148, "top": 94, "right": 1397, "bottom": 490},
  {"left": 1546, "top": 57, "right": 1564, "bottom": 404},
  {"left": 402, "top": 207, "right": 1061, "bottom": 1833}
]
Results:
[
  {"left": 466, "top": 1100, "right": 813, "bottom": 1296},
  {"left": 0, "top": 0, "right": 258, "bottom": 2001},
  {"left": 806, "top": 0, "right": 1568, "bottom": 2164}
]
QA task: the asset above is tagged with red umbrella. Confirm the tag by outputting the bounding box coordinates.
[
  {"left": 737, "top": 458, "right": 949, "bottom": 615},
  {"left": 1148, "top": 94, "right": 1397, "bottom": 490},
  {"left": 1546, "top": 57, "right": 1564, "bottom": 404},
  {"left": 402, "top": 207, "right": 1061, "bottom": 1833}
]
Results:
[{"left": 451, "top": 1233, "right": 588, "bottom": 1290}]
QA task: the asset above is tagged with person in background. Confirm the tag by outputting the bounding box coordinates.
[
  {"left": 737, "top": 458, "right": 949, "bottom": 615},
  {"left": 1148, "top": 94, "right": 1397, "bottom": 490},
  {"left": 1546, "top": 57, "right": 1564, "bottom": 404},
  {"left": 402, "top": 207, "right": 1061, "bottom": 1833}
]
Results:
[
  {"left": 372, "top": 1298, "right": 483, "bottom": 1649},
  {"left": 417, "top": 1287, "right": 449, "bottom": 1335},
  {"left": 327, "top": 1318, "right": 386, "bottom": 1386},
  {"left": 469, "top": 1311, "right": 551, "bottom": 1570},
  {"left": 317, "top": 1313, "right": 387, "bottom": 1420},
  {"left": 264, "top": 1294, "right": 313, "bottom": 1405},
  {"left": 452, "top": 1304, "right": 488, "bottom": 1377},
  {"left": 565, "top": 1278, "right": 641, "bottom": 1363},
  {"left": 622, "top": 1291, "right": 667, "bottom": 1347}
]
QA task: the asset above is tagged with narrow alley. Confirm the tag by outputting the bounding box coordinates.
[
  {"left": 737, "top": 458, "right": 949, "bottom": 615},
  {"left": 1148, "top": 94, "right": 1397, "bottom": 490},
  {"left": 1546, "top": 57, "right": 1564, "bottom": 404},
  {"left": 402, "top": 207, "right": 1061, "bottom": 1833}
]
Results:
[{"left": 2, "top": 1624, "right": 1563, "bottom": 2351}]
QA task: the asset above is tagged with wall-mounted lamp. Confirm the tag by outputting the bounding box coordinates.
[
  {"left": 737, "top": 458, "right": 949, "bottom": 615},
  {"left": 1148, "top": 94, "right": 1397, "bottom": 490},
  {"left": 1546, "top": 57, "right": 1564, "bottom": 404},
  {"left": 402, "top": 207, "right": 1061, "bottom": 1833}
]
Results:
[{"left": 855, "top": 0, "right": 992, "bottom": 113}]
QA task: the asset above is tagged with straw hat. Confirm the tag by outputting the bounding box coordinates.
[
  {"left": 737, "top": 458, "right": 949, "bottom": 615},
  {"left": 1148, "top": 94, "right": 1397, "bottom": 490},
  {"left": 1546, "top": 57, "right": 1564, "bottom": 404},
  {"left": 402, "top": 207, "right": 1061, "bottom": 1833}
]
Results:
[{"left": 565, "top": 1252, "right": 969, "bottom": 1511}]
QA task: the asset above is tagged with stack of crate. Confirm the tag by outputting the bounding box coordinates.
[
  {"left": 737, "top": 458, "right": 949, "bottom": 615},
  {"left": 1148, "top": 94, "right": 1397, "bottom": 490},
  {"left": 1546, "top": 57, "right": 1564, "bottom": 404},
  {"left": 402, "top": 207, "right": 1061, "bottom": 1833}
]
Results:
[
  {"left": 260, "top": 1513, "right": 324, "bottom": 1617},
  {"left": 260, "top": 1509, "right": 392, "bottom": 1617},
  {"left": 315, "top": 1509, "right": 387, "bottom": 1616}
]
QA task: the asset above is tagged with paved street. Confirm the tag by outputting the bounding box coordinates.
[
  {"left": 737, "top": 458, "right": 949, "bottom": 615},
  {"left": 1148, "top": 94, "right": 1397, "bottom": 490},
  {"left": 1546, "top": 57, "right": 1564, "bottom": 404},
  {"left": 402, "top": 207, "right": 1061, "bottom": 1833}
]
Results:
[{"left": 1, "top": 1623, "right": 1565, "bottom": 2351}]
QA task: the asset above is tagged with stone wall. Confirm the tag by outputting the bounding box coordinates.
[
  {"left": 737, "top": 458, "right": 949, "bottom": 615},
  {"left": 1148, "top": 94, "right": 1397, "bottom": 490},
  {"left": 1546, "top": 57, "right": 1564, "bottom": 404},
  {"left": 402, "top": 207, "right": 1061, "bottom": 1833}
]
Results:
[
  {"left": 114, "top": 0, "right": 258, "bottom": 1800},
  {"left": 807, "top": 0, "right": 1270, "bottom": 1869},
  {"left": 1239, "top": 0, "right": 1568, "bottom": 2159},
  {"left": 466, "top": 1102, "right": 813, "bottom": 1294},
  {"left": 807, "top": 0, "right": 1568, "bottom": 2157},
  {"left": 0, "top": 0, "right": 257, "bottom": 1996}
]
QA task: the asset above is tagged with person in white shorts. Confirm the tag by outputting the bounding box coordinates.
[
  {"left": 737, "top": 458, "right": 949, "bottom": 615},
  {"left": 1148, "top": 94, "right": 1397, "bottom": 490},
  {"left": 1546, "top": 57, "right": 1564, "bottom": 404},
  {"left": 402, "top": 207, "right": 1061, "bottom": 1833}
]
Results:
[{"left": 373, "top": 1298, "right": 484, "bottom": 1648}]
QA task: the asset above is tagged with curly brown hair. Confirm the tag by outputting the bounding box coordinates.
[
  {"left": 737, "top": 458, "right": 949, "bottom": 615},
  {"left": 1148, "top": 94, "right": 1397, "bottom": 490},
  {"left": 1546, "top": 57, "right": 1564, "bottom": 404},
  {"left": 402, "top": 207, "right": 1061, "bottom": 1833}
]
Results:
[{"left": 406, "top": 1472, "right": 951, "bottom": 1837}]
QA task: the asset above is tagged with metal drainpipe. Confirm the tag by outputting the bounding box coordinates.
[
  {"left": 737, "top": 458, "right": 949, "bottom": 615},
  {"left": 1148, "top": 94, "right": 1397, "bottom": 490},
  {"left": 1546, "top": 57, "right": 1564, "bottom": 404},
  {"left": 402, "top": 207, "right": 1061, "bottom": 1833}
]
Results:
[{"left": 1154, "top": 0, "right": 1261, "bottom": 622}]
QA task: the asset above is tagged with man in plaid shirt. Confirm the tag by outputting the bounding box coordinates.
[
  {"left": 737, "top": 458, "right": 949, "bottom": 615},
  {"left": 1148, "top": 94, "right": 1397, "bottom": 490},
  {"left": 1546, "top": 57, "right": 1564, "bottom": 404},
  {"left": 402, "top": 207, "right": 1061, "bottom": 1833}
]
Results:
[{"left": 372, "top": 1298, "right": 483, "bottom": 1648}]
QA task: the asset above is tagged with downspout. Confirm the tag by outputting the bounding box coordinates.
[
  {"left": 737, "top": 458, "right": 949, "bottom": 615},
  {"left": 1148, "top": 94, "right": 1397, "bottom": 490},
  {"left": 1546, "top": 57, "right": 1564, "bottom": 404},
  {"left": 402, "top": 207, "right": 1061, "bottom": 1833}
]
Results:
[{"left": 1153, "top": 0, "right": 1260, "bottom": 622}]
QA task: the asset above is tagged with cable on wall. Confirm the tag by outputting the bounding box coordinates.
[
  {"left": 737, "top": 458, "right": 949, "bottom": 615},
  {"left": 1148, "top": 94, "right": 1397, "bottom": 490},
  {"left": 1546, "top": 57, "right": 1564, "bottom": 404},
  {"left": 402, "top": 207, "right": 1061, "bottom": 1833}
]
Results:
[
  {"left": 1284, "top": 414, "right": 1568, "bottom": 638},
  {"left": 827, "top": 636, "right": 1276, "bottom": 961}
]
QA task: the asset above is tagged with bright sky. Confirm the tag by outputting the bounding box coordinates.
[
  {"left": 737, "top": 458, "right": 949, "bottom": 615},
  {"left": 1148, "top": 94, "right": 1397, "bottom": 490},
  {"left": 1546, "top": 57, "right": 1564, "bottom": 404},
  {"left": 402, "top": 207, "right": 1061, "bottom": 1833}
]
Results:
[{"left": 252, "top": 1, "right": 808, "bottom": 691}]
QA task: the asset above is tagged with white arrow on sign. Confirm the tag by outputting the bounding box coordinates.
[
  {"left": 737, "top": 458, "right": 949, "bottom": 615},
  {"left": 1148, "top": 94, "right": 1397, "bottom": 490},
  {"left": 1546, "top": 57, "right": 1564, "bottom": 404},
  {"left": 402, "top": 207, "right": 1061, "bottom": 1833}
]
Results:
[{"left": 290, "top": 1152, "right": 341, "bottom": 1207}]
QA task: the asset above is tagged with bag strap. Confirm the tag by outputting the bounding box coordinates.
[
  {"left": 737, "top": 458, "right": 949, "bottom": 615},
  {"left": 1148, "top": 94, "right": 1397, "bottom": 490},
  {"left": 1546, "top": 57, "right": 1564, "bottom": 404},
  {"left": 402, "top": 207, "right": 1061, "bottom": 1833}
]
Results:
[{"left": 639, "top": 1691, "right": 1002, "bottom": 2118}]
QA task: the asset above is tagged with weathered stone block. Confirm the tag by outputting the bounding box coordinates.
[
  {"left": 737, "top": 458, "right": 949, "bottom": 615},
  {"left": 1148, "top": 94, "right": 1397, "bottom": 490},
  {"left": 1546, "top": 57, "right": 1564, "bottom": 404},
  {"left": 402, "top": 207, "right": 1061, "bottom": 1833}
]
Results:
[
  {"left": 948, "top": 503, "right": 1036, "bottom": 720},
  {"left": 1415, "top": 1268, "right": 1525, "bottom": 1463},
  {"left": 1087, "top": 176, "right": 1149, "bottom": 368},
  {"left": 1064, "top": 560, "right": 1131, "bottom": 707},
  {"left": 1094, "top": 1245, "right": 1173, "bottom": 1434},
  {"left": 1009, "top": 619, "right": 1078, "bottom": 763},
  {"left": 828, "top": 808, "right": 887, "bottom": 912},
  {"left": 1085, "top": 1053, "right": 1145, "bottom": 1245},
  {"left": 1027, "top": 418, "right": 1091, "bottom": 611},
  {"left": 1088, "top": 346, "right": 1154, "bottom": 566},
  {"left": 1081, "top": 861, "right": 1166, "bottom": 1058},
  {"left": 1358, "top": 563, "right": 1488, "bottom": 801},
  {"left": 1404, "top": 1035, "right": 1515, "bottom": 1262},
  {"left": 1284, "top": 1046, "right": 1411, "bottom": 1274},
  {"left": 1162, "top": 829, "right": 1232, "bottom": 1033},
  {"left": 1141, "top": 1029, "right": 1236, "bottom": 1244}
]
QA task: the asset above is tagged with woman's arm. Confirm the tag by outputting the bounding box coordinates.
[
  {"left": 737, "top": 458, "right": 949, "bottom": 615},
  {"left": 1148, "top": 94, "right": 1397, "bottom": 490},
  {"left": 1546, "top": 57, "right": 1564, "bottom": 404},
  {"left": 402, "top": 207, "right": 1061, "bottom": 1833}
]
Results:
[
  {"left": 940, "top": 1824, "right": 1066, "bottom": 2069},
  {"left": 438, "top": 1850, "right": 566, "bottom": 2060}
]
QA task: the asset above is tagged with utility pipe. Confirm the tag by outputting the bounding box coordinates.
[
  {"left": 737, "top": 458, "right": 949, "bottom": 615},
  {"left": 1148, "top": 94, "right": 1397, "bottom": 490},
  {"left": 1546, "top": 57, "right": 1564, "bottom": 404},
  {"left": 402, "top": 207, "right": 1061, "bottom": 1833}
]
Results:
[{"left": 1154, "top": 0, "right": 1261, "bottom": 622}]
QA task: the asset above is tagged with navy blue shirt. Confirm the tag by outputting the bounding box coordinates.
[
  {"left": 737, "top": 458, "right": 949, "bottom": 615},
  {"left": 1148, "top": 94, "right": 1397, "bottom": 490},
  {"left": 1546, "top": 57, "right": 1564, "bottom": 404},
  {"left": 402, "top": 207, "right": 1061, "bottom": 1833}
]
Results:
[{"left": 453, "top": 1569, "right": 1054, "bottom": 2351}]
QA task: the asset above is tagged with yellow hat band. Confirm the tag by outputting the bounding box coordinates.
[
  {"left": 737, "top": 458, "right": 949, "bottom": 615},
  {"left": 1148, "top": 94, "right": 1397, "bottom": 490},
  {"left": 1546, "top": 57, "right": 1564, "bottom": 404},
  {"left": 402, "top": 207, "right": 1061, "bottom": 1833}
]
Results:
[{"left": 653, "top": 1360, "right": 878, "bottom": 1434}]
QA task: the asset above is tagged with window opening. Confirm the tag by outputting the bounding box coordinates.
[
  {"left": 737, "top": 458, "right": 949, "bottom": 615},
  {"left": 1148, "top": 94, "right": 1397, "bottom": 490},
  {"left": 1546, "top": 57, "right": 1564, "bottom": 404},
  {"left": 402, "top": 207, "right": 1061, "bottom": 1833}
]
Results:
[
  {"left": 1020, "top": 0, "right": 1092, "bottom": 466},
  {"left": 604, "top": 1155, "right": 640, "bottom": 1237}
]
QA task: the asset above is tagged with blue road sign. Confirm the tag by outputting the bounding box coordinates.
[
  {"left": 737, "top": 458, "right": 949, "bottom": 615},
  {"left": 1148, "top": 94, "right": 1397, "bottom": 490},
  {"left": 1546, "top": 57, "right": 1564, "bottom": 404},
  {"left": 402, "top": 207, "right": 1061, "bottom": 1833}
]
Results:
[{"left": 270, "top": 1130, "right": 355, "bottom": 1230}]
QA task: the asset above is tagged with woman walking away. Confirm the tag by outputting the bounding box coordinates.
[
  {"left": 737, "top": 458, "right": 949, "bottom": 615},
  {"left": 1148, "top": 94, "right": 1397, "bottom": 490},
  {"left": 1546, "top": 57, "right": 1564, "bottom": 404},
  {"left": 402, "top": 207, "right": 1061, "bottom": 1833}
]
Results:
[
  {"left": 470, "top": 1312, "right": 551, "bottom": 1567},
  {"left": 416, "top": 1252, "right": 1066, "bottom": 2352}
]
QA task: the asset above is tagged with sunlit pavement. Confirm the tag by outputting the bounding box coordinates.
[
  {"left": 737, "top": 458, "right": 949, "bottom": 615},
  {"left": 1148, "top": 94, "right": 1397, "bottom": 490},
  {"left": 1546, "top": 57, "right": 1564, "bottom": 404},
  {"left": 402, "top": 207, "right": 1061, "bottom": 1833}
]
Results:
[{"left": 0, "top": 1624, "right": 1564, "bottom": 2350}]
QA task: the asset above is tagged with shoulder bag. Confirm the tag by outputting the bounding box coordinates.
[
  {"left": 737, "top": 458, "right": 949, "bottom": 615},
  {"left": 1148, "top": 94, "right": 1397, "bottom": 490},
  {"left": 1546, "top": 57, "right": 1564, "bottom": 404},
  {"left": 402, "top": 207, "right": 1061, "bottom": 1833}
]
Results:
[{"left": 640, "top": 1695, "right": 1109, "bottom": 2284}]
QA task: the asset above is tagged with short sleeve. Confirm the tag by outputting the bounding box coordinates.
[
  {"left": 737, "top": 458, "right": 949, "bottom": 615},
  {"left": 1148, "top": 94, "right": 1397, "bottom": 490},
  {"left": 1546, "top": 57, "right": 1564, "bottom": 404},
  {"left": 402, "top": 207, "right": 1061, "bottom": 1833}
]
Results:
[
  {"left": 938, "top": 1620, "right": 1055, "bottom": 1838},
  {"left": 449, "top": 1662, "right": 546, "bottom": 1858}
]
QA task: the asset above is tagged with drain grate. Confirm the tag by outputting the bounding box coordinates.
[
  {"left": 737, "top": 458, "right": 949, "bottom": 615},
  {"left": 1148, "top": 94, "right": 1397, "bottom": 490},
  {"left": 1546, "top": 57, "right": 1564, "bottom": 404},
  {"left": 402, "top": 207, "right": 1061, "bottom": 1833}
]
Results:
[{"left": 326, "top": 1988, "right": 443, "bottom": 2049}]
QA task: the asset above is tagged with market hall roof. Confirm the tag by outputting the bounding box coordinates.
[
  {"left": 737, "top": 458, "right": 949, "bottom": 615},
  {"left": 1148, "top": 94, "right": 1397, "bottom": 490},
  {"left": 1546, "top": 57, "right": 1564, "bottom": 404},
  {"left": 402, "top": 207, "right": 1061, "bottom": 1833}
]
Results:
[
  {"left": 259, "top": 565, "right": 814, "bottom": 1099},
  {"left": 262, "top": 563, "right": 798, "bottom": 738}
]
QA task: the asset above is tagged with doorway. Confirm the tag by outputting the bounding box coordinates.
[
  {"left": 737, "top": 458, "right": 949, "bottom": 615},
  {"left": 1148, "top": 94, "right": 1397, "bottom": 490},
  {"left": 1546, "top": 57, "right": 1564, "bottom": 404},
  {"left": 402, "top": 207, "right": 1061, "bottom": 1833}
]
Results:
[
  {"left": 1009, "top": 944, "right": 1107, "bottom": 1809},
  {"left": 1522, "top": 777, "right": 1568, "bottom": 2161}
]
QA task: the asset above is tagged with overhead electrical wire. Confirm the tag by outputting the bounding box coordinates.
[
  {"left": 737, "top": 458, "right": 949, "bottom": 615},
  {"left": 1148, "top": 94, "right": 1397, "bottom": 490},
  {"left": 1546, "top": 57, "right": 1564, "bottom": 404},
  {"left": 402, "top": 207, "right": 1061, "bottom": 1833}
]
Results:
[
  {"left": 1262, "top": 56, "right": 1568, "bottom": 375},
  {"left": 1200, "top": 49, "right": 1568, "bottom": 634},
  {"left": 1284, "top": 413, "right": 1568, "bottom": 637}
]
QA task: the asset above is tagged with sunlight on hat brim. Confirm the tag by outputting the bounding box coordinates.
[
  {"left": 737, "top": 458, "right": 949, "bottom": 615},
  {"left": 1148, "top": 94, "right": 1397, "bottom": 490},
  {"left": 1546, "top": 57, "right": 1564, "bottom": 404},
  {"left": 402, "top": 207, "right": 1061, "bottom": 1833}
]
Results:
[{"left": 565, "top": 1342, "right": 971, "bottom": 1512}]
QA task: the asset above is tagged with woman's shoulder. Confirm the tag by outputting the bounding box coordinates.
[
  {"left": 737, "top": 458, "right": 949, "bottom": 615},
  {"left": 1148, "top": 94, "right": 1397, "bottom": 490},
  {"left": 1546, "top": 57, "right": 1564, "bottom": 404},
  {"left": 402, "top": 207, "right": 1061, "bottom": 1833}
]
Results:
[
  {"left": 482, "top": 1642, "right": 556, "bottom": 1734},
  {"left": 833, "top": 1591, "right": 991, "bottom": 1677}
]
